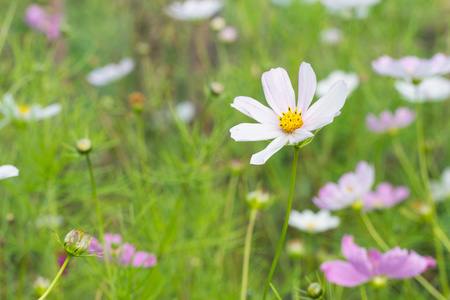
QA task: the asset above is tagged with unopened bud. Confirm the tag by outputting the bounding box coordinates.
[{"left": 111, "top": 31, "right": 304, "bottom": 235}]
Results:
[
  {"left": 246, "top": 189, "right": 271, "bottom": 210},
  {"left": 370, "top": 275, "right": 387, "bottom": 289},
  {"left": 286, "top": 239, "right": 305, "bottom": 259},
  {"left": 411, "top": 201, "right": 433, "bottom": 222},
  {"left": 209, "top": 82, "right": 224, "bottom": 96},
  {"left": 76, "top": 138, "right": 92, "bottom": 154},
  {"left": 128, "top": 92, "right": 146, "bottom": 113},
  {"left": 6, "top": 213, "right": 14, "bottom": 225},
  {"left": 307, "top": 282, "right": 323, "bottom": 299},
  {"left": 34, "top": 276, "right": 50, "bottom": 297},
  {"left": 351, "top": 199, "right": 363, "bottom": 211},
  {"left": 210, "top": 16, "right": 226, "bottom": 31},
  {"left": 64, "top": 229, "right": 93, "bottom": 256},
  {"left": 230, "top": 159, "right": 244, "bottom": 175},
  {"left": 412, "top": 78, "right": 422, "bottom": 85}
]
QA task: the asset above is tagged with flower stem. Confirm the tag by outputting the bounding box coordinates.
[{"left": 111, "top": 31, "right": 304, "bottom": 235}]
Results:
[
  {"left": 359, "top": 284, "right": 368, "bottom": 300},
  {"left": 38, "top": 256, "right": 70, "bottom": 300},
  {"left": 359, "top": 212, "right": 389, "bottom": 251},
  {"left": 241, "top": 208, "right": 258, "bottom": 300},
  {"left": 415, "top": 275, "right": 448, "bottom": 300},
  {"left": 262, "top": 147, "right": 300, "bottom": 299}
]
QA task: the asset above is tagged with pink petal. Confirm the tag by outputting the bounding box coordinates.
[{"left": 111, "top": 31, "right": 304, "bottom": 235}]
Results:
[
  {"left": 380, "top": 249, "right": 435, "bottom": 279},
  {"left": 321, "top": 260, "right": 370, "bottom": 287},
  {"left": 132, "top": 252, "right": 157, "bottom": 268},
  {"left": 250, "top": 134, "right": 289, "bottom": 165},
  {"left": 230, "top": 123, "right": 283, "bottom": 141},
  {"left": 119, "top": 243, "right": 136, "bottom": 265},
  {"left": 261, "top": 68, "right": 296, "bottom": 115},
  {"left": 301, "top": 80, "right": 349, "bottom": 131},
  {"left": 297, "top": 62, "right": 317, "bottom": 113},
  {"left": 230, "top": 96, "right": 279, "bottom": 125}
]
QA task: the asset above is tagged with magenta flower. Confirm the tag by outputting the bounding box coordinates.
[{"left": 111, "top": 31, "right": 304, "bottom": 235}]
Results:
[
  {"left": 363, "top": 183, "right": 410, "bottom": 211},
  {"left": 89, "top": 233, "right": 157, "bottom": 268},
  {"left": 371, "top": 54, "right": 450, "bottom": 81},
  {"left": 320, "top": 236, "right": 436, "bottom": 287},
  {"left": 313, "top": 161, "right": 374, "bottom": 210},
  {"left": 366, "top": 107, "right": 415, "bottom": 134},
  {"left": 24, "top": 4, "right": 62, "bottom": 40}
]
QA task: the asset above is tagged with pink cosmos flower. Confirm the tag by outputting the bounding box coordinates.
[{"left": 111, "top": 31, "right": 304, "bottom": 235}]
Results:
[
  {"left": 230, "top": 62, "right": 349, "bottom": 165},
  {"left": 371, "top": 54, "right": 450, "bottom": 81},
  {"left": 321, "top": 235, "right": 436, "bottom": 287},
  {"left": 313, "top": 161, "right": 374, "bottom": 210},
  {"left": 363, "top": 183, "right": 410, "bottom": 211},
  {"left": 24, "top": 4, "right": 62, "bottom": 40},
  {"left": 366, "top": 107, "right": 415, "bottom": 133},
  {"left": 89, "top": 233, "right": 157, "bottom": 268}
]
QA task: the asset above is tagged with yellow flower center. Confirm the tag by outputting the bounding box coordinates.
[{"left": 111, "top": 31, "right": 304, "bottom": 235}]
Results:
[
  {"left": 278, "top": 106, "right": 303, "bottom": 133},
  {"left": 18, "top": 105, "right": 30, "bottom": 116},
  {"left": 306, "top": 222, "right": 315, "bottom": 231}
]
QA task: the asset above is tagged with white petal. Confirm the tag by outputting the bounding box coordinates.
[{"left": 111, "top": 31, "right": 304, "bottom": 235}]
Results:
[
  {"left": 230, "top": 123, "right": 283, "bottom": 141},
  {"left": 250, "top": 135, "right": 289, "bottom": 165},
  {"left": 297, "top": 62, "right": 317, "bottom": 113},
  {"left": 302, "top": 80, "right": 348, "bottom": 131},
  {"left": 287, "top": 128, "right": 314, "bottom": 144},
  {"left": 230, "top": 96, "right": 278, "bottom": 125},
  {"left": 0, "top": 165, "right": 19, "bottom": 180},
  {"left": 34, "top": 104, "right": 62, "bottom": 120},
  {"left": 261, "top": 68, "right": 295, "bottom": 115}
]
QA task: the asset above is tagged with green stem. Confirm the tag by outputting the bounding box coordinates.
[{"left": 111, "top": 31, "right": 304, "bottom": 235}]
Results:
[
  {"left": 262, "top": 147, "right": 300, "bottom": 299},
  {"left": 269, "top": 283, "right": 283, "bottom": 300},
  {"left": 432, "top": 227, "right": 449, "bottom": 297},
  {"left": 136, "top": 112, "right": 148, "bottom": 168},
  {"left": 241, "top": 209, "right": 258, "bottom": 300},
  {"left": 433, "top": 223, "right": 450, "bottom": 254},
  {"left": 359, "top": 212, "right": 389, "bottom": 251},
  {"left": 415, "top": 275, "right": 448, "bottom": 300},
  {"left": 38, "top": 256, "right": 70, "bottom": 300},
  {"left": 359, "top": 285, "right": 368, "bottom": 300}
]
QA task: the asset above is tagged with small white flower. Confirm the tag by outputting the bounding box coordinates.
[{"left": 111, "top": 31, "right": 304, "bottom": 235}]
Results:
[
  {"left": 36, "top": 214, "right": 63, "bottom": 228},
  {"left": 271, "top": 0, "right": 293, "bottom": 6},
  {"left": 430, "top": 168, "right": 450, "bottom": 202},
  {"left": 0, "top": 165, "right": 19, "bottom": 180},
  {"left": 320, "top": 27, "right": 343, "bottom": 45},
  {"left": 0, "top": 94, "right": 61, "bottom": 128},
  {"left": 218, "top": 26, "right": 238, "bottom": 43},
  {"left": 316, "top": 71, "right": 359, "bottom": 98},
  {"left": 288, "top": 209, "right": 340, "bottom": 233},
  {"left": 395, "top": 77, "right": 450, "bottom": 103},
  {"left": 176, "top": 101, "right": 196, "bottom": 123},
  {"left": 321, "top": 0, "right": 381, "bottom": 19},
  {"left": 86, "top": 58, "right": 135, "bottom": 87},
  {"left": 165, "top": 0, "right": 223, "bottom": 21}
]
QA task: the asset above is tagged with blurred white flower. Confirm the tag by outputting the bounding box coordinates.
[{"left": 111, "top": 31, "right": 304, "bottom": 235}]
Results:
[
  {"left": 218, "top": 26, "right": 238, "bottom": 43},
  {"left": 395, "top": 77, "right": 450, "bottom": 103},
  {"left": 320, "top": 27, "right": 343, "bottom": 45},
  {"left": 36, "top": 214, "right": 64, "bottom": 228},
  {"left": 316, "top": 71, "right": 359, "bottom": 98},
  {"left": 430, "top": 168, "right": 450, "bottom": 202},
  {"left": 321, "top": 0, "right": 381, "bottom": 18},
  {"left": 289, "top": 209, "right": 340, "bottom": 233},
  {"left": 86, "top": 58, "right": 135, "bottom": 87},
  {"left": 0, "top": 94, "right": 61, "bottom": 128},
  {"left": 271, "top": 0, "right": 293, "bottom": 6},
  {"left": 0, "top": 165, "right": 19, "bottom": 180},
  {"left": 176, "top": 101, "right": 196, "bottom": 123},
  {"left": 165, "top": 0, "right": 223, "bottom": 21},
  {"left": 210, "top": 16, "right": 226, "bottom": 31}
]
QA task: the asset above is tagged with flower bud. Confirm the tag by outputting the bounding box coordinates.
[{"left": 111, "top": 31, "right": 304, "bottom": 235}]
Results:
[
  {"left": 210, "top": 16, "right": 226, "bottom": 31},
  {"left": 411, "top": 201, "right": 433, "bottom": 222},
  {"left": 370, "top": 275, "right": 387, "bottom": 289},
  {"left": 245, "top": 189, "right": 271, "bottom": 210},
  {"left": 286, "top": 239, "right": 305, "bottom": 259},
  {"left": 128, "top": 91, "right": 146, "bottom": 113},
  {"left": 351, "top": 199, "right": 363, "bottom": 211},
  {"left": 218, "top": 26, "right": 238, "bottom": 44},
  {"left": 64, "top": 229, "right": 93, "bottom": 256},
  {"left": 6, "top": 213, "right": 14, "bottom": 225},
  {"left": 76, "top": 138, "right": 92, "bottom": 154},
  {"left": 307, "top": 282, "right": 324, "bottom": 299},
  {"left": 34, "top": 276, "right": 50, "bottom": 297},
  {"left": 229, "top": 159, "right": 244, "bottom": 175},
  {"left": 209, "top": 82, "right": 224, "bottom": 96}
]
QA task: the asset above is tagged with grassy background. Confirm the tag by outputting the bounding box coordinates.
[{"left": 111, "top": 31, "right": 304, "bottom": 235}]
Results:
[{"left": 0, "top": 0, "right": 449, "bottom": 298}]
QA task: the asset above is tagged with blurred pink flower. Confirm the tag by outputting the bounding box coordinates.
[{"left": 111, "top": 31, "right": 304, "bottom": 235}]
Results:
[
  {"left": 366, "top": 107, "right": 415, "bottom": 133},
  {"left": 313, "top": 161, "right": 374, "bottom": 210},
  {"left": 58, "top": 254, "right": 68, "bottom": 275},
  {"left": 218, "top": 26, "right": 238, "bottom": 43},
  {"left": 24, "top": 4, "right": 62, "bottom": 40},
  {"left": 363, "top": 183, "right": 410, "bottom": 211},
  {"left": 321, "top": 235, "right": 436, "bottom": 287},
  {"left": 230, "top": 62, "right": 349, "bottom": 165},
  {"left": 372, "top": 54, "right": 450, "bottom": 81},
  {"left": 89, "top": 233, "right": 157, "bottom": 268}
]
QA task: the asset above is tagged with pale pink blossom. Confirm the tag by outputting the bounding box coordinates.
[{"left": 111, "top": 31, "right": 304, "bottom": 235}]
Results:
[
  {"left": 321, "top": 236, "right": 436, "bottom": 287},
  {"left": 366, "top": 107, "right": 415, "bottom": 133},
  {"left": 372, "top": 54, "right": 450, "bottom": 81},
  {"left": 218, "top": 26, "right": 238, "bottom": 43},
  {"left": 313, "top": 161, "right": 374, "bottom": 210},
  {"left": 395, "top": 77, "right": 450, "bottom": 103},
  {"left": 24, "top": 4, "right": 62, "bottom": 40},
  {"left": 363, "top": 183, "right": 410, "bottom": 211},
  {"left": 230, "top": 62, "right": 349, "bottom": 165}
]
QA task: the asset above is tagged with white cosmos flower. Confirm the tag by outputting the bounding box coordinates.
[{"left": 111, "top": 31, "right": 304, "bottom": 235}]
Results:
[
  {"left": 321, "top": 0, "right": 381, "bottom": 18},
  {"left": 230, "top": 62, "right": 349, "bottom": 165},
  {"left": 165, "top": 0, "right": 223, "bottom": 21},
  {"left": 320, "top": 27, "right": 343, "bottom": 45},
  {"left": 0, "top": 94, "right": 61, "bottom": 128},
  {"left": 395, "top": 77, "right": 450, "bottom": 103},
  {"left": 86, "top": 58, "right": 135, "bottom": 86},
  {"left": 288, "top": 209, "right": 340, "bottom": 233},
  {"left": 0, "top": 165, "right": 19, "bottom": 180},
  {"left": 430, "top": 168, "right": 450, "bottom": 202},
  {"left": 176, "top": 101, "right": 196, "bottom": 123},
  {"left": 316, "top": 71, "right": 359, "bottom": 98}
]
